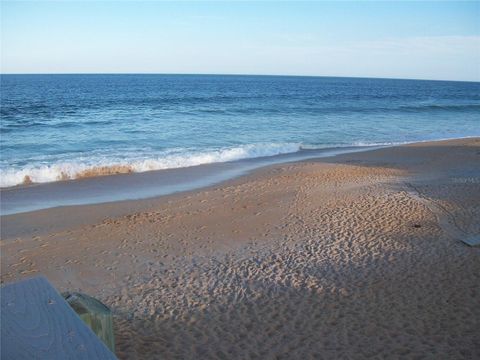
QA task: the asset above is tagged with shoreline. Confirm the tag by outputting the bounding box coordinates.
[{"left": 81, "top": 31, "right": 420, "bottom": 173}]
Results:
[
  {"left": 4, "top": 135, "right": 479, "bottom": 191},
  {"left": 1, "top": 137, "right": 479, "bottom": 359},
  {"left": 1, "top": 144, "right": 385, "bottom": 216},
  {"left": 2, "top": 135, "right": 478, "bottom": 216},
  {"left": 1, "top": 137, "right": 478, "bottom": 240}
]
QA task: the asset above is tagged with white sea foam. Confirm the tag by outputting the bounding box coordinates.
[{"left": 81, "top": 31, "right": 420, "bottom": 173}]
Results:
[
  {"left": 0, "top": 143, "right": 302, "bottom": 187},
  {"left": 3, "top": 136, "right": 477, "bottom": 188}
]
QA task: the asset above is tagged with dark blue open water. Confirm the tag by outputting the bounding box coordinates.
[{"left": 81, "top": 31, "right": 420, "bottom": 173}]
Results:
[{"left": 1, "top": 74, "right": 479, "bottom": 187}]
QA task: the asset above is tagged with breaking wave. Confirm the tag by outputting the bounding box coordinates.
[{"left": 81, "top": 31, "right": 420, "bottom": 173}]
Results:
[{"left": 0, "top": 143, "right": 302, "bottom": 188}]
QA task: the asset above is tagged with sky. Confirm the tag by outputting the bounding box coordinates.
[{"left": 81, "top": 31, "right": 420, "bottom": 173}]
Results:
[{"left": 1, "top": 1, "right": 479, "bottom": 81}]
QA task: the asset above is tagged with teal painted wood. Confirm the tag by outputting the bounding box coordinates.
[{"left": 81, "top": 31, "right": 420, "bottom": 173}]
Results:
[
  {"left": 63, "top": 292, "right": 115, "bottom": 353},
  {"left": 1, "top": 276, "right": 117, "bottom": 360}
]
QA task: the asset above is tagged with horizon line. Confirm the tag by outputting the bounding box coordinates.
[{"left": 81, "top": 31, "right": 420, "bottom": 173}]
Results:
[{"left": 0, "top": 72, "right": 479, "bottom": 83}]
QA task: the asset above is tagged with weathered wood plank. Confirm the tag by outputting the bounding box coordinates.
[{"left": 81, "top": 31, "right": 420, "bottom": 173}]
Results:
[{"left": 1, "top": 276, "right": 117, "bottom": 360}]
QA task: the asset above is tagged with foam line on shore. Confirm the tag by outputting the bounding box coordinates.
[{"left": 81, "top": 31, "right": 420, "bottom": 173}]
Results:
[
  {"left": 0, "top": 141, "right": 390, "bottom": 188},
  {"left": 3, "top": 136, "right": 477, "bottom": 188}
]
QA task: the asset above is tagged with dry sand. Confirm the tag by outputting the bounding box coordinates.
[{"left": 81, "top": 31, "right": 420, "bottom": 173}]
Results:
[{"left": 1, "top": 138, "right": 479, "bottom": 359}]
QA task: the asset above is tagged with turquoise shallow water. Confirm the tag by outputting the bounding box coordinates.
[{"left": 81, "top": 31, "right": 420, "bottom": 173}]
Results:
[{"left": 1, "top": 74, "right": 479, "bottom": 187}]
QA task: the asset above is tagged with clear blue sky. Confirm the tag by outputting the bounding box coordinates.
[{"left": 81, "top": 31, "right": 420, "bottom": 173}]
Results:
[{"left": 1, "top": 1, "right": 479, "bottom": 81}]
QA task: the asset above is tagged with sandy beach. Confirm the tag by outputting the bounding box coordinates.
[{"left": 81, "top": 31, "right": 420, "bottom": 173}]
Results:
[{"left": 1, "top": 138, "right": 479, "bottom": 359}]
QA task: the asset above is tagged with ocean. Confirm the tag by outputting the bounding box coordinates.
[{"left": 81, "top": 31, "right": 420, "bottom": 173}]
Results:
[{"left": 1, "top": 74, "right": 479, "bottom": 188}]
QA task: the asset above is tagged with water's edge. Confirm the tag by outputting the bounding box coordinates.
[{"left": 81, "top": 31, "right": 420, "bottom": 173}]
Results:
[
  {"left": 1, "top": 144, "right": 384, "bottom": 215},
  {"left": 1, "top": 136, "right": 477, "bottom": 216}
]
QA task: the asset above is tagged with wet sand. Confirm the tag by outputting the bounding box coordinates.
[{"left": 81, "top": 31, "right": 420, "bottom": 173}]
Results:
[{"left": 1, "top": 138, "right": 479, "bottom": 359}]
